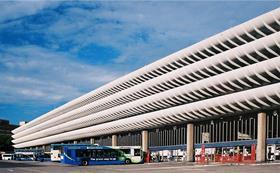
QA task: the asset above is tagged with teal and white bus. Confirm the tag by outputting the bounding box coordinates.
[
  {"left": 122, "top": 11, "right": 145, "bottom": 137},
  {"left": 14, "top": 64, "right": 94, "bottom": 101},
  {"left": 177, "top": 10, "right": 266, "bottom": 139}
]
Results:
[
  {"left": 112, "top": 146, "right": 143, "bottom": 164},
  {"left": 61, "top": 145, "right": 143, "bottom": 166},
  {"left": 50, "top": 144, "right": 96, "bottom": 162}
]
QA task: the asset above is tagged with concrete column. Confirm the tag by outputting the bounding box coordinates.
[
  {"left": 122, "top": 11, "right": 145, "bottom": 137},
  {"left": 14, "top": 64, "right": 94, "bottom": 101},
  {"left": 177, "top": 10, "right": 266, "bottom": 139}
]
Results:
[
  {"left": 142, "top": 130, "right": 148, "bottom": 153},
  {"left": 257, "top": 112, "right": 266, "bottom": 162},
  {"left": 42, "top": 145, "right": 46, "bottom": 152},
  {"left": 74, "top": 140, "right": 78, "bottom": 144},
  {"left": 112, "top": 135, "right": 118, "bottom": 146},
  {"left": 90, "top": 138, "right": 95, "bottom": 144},
  {"left": 186, "top": 123, "right": 194, "bottom": 162}
]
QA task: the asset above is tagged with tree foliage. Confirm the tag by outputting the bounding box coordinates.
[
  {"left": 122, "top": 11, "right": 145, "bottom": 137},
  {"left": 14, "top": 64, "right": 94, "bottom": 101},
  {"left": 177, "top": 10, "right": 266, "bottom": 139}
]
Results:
[{"left": 0, "top": 134, "right": 13, "bottom": 151}]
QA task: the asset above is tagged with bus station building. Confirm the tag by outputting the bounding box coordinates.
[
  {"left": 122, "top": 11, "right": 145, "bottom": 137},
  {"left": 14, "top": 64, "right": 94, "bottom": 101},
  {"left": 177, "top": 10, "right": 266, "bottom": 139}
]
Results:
[{"left": 12, "top": 8, "right": 280, "bottom": 163}]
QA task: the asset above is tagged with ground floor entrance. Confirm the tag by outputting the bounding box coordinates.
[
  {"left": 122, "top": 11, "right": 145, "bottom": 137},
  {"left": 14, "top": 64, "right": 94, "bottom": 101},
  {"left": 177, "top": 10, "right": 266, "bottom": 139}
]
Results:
[
  {"left": 148, "top": 138, "right": 280, "bottom": 163},
  {"left": 195, "top": 144, "right": 256, "bottom": 163},
  {"left": 267, "top": 144, "right": 280, "bottom": 161}
]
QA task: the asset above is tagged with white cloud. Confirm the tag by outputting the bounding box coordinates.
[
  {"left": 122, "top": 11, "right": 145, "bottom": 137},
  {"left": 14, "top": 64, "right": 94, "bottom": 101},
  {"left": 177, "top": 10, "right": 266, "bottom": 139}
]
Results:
[
  {"left": 0, "top": 1, "right": 58, "bottom": 23},
  {"left": 43, "top": 2, "right": 250, "bottom": 66},
  {"left": 0, "top": 45, "right": 125, "bottom": 104},
  {"left": 0, "top": 1, "right": 278, "bottom": 107}
]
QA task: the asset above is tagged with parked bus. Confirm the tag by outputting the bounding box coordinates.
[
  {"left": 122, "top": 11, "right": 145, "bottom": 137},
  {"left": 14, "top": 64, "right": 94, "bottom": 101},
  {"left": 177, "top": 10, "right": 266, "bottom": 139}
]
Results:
[
  {"left": 36, "top": 153, "right": 51, "bottom": 162},
  {"left": 50, "top": 144, "right": 97, "bottom": 162},
  {"left": 14, "top": 152, "right": 35, "bottom": 161},
  {"left": 14, "top": 149, "right": 43, "bottom": 161},
  {"left": 113, "top": 146, "right": 143, "bottom": 164},
  {"left": 61, "top": 145, "right": 143, "bottom": 166},
  {"left": 2, "top": 154, "right": 13, "bottom": 160}
]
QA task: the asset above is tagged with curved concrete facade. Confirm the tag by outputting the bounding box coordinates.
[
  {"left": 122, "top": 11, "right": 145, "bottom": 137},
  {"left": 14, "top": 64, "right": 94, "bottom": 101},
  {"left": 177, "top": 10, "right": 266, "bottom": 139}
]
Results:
[{"left": 13, "top": 8, "right": 280, "bottom": 149}]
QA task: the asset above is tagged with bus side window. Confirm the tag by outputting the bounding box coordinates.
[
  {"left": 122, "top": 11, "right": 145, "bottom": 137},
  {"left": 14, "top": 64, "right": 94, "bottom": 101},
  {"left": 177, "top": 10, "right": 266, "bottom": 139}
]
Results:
[
  {"left": 103, "top": 150, "right": 109, "bottom": 158},
  {"left": 122, "top": 149, "right": 131, "bottom": 154},
  {"left": 76, "top": 150, "right": 82, "bottom": 157},
  {"left": 67, "top": 150, "right": 72, "bottom": 157},
  {"left": 77, "top": 150, "right": 90, "bottom": 157},
  {"left": 134, "top": 149, "right": 141, "bottom": 156},
  {"left": 96, "top": 150, "right": 103, "bottom": 158},
  {"left": 91, "top": 150, "right": 96, "bottom": 158},
  {"left": 75, "top": 150, "right": 82, "bottom": 157},
  {"left": 110, "top": 150, "right": 117, "bottom": 158},
  {"left": 117, "top": 150, "right": 124, "bottom": 157}
]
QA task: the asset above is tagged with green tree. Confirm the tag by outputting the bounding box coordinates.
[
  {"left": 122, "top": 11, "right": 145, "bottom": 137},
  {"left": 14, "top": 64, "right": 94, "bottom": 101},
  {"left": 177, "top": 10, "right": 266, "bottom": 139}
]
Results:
[{"left": 0, "top": 134, "right": 13, "bottom": 151}]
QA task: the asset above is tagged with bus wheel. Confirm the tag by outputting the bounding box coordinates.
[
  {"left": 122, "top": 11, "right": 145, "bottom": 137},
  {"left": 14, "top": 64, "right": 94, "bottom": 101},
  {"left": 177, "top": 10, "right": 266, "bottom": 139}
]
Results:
[
  {"left": 81, "top": 160, "right": 88, "bottom": 166},
  {"left": 125, "top": 159, "right": 131, "bottom": 164}
]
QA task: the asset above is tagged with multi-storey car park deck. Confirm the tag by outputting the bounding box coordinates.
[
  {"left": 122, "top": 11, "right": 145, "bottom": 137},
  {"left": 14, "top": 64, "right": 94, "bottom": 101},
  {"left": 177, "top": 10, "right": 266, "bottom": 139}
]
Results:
[{"left": 12, "top": 8, "right": 280, "bottom": 163}]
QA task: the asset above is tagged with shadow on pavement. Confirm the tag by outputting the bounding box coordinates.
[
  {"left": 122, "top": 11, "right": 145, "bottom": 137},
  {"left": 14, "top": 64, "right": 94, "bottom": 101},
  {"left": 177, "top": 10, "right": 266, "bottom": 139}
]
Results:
[{"left": 0, "top": 161, "right": 47, "bottom": 168}]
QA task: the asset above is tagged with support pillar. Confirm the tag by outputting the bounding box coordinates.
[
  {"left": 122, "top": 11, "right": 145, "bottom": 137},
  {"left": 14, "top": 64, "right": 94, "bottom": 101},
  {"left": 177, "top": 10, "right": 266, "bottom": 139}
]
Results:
[
  {"left": 142, "top": 130, "right": 148, "bottom": 153},
  {"left": 74, "top": 140, "right": 78, "bottom": 144},
  {"left": 42, "top": 145, "right": 46, "bottom": 152},
  {"left": 256, "top": 112, "right": 266, "bottom": 162},
  {"left": 90, "top": 138, "right": 95, "bottom": 145},
  {"left": 112, "top": 135, "right": 117, "bottom": 146},
  {"left": 186, "top": 123, "right": 194, "bottom": 162}
]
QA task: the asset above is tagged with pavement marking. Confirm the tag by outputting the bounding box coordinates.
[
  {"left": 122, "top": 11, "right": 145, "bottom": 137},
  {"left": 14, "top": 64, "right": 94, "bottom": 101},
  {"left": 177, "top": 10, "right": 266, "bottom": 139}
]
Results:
[
  {"left": 252, "top": 162, "right": 280, "bottom": 166},
  {"left": 7, "top": 169, "right": 14, "bottom": 172},
  {"left": 108, "top": 165, "right": 205, "bottom": 171},
  {"left": 16, "top": 167, "right": 48, "bottom": 173}
]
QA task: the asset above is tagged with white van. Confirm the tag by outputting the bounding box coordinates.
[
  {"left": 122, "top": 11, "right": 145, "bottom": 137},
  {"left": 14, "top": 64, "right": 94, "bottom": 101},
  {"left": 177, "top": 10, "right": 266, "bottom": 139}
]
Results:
[{"left": 2, "top": 154, "right": 13, "bottom": 160}]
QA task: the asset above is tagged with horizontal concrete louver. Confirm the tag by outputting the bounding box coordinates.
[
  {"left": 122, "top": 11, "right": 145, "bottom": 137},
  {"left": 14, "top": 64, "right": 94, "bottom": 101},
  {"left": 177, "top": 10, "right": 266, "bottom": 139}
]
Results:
[
  {"left": 14, "top": 9, "right": 279, "bottom": 147},
  {"left": 14, "top": 35, "right": 279, "bottom": 137},
  {"left": 12, "top": 56, "right": 280, "bottom": 144},
  {"left": 13, "top": 82, "right": 280, "bottom": 148},
  {"left": 12, "top": 8, "right": 280, "bottom": 135}
]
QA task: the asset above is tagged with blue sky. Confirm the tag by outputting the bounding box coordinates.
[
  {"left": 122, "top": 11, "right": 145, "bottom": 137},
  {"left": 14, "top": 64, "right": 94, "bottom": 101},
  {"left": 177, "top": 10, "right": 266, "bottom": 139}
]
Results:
[{"left": 0, "top": 1, "right": 279, "bottom": 125}]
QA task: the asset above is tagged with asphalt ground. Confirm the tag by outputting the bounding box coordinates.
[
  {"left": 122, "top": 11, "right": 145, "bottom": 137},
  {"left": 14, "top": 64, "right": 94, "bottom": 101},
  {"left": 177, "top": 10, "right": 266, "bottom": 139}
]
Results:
[{"left": 1, "top": 160, "right": 280, "bottom": 173}]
